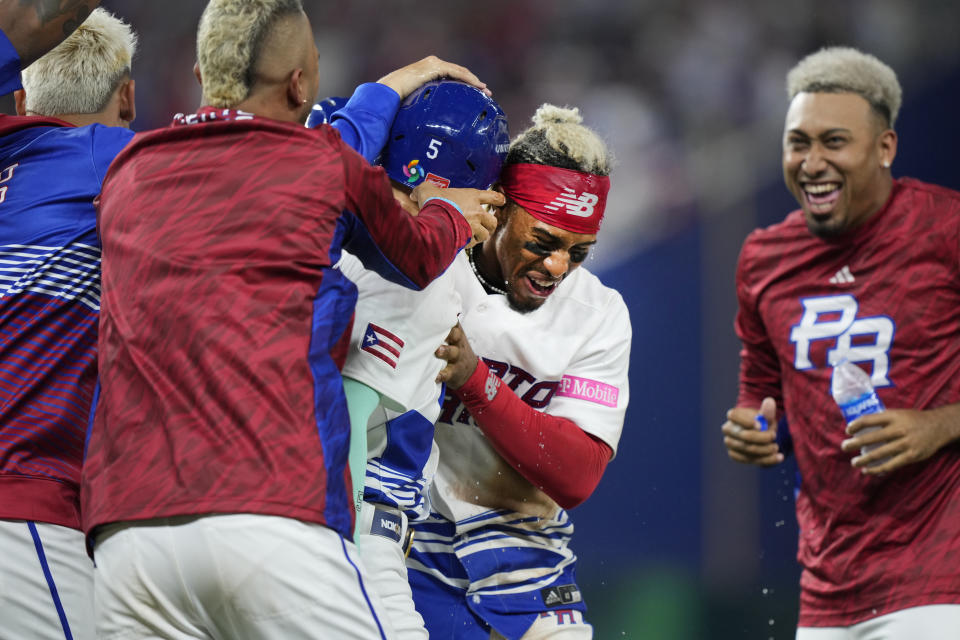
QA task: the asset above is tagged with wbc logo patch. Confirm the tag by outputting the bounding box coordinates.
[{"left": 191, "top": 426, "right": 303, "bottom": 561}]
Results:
[
  {"left": 360, "top": 323, "right": 405, "bottom": 369},
  {"left": 402, "top": 159, "right": 424, "bottom": 183}
]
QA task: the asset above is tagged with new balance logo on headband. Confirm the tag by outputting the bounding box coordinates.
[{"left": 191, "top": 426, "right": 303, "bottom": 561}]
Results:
[
  {"left": 544, "top": 187, "right": 600, "bottom": 218},
  {"left": 500, "top": 163, "right": 610, "bottom": 234}
]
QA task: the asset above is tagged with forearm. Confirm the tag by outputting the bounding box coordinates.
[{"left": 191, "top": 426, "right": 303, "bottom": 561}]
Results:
[
  {"left": 0, "top": 0, "right": 98, "bottom": 67},
  {"left": 346, "top": 196, "right": 471, "bottom": 290},
  {"left": 455, "top": 360, "right": 612, "bottom": 509},
  {"left": 343, "top": 377, "right": 381, "bottom": 519},
  {"left": 341, "top": 149, "right": 472, "bottom": 289},
  {"left": 400, "top": 197, "right": 472, "bottom": 286},
  {"left": 926, "top": 401, "right": 960, "bottom": 448}
]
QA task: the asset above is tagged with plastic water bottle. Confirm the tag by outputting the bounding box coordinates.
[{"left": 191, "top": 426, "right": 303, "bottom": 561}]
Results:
[{"left": 830, "top": 360, "right": 885, "bottom": 464}]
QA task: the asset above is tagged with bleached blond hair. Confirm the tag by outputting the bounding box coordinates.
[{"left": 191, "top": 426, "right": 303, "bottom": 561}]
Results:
[
  {"left": 787, "top": 46, "right": 902, "bottom": 128},
  {"left": 505, "top": 104, "right": 613, "bottom": 176},
  {"left": 197, "top": 0, "right": 304, "bottom": 107},
  {"left": 21, "top": 8, "right": 137, "bottom": 116}
]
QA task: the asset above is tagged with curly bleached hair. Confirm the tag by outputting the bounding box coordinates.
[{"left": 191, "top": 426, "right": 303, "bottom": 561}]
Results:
[
  {"left": 197, "top": 0, "right": 304, "bottom": 107},
  {"left": 786, "top": 46, "right": 902, "bottom": 128},
  {"left": 21, "top": 8, "right": 137, "bottom": 116},
  {"left": 505, "top": 104, "right": 613, "bottom": 176}
]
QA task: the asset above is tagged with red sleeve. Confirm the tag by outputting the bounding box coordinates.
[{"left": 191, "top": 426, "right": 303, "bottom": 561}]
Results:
[
  {"left": 735, "top": 234, "right": 784, "bottom": 409},
  {"left": 338, "top": 137, "right": 472, "bottom": 288},
  {"left": 455, "top": 360, "right": 612, "bottom": 510}
]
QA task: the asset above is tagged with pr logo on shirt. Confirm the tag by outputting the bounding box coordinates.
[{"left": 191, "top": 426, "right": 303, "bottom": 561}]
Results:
[
  {"left": 789, "top": 294, "right": 893, "bottom": 384},
  {"left": 0, "top": 162, "right": 18, "bottom": 204},
  {"left": 544, "top": 187, "right": 600, "bottom": 218}
]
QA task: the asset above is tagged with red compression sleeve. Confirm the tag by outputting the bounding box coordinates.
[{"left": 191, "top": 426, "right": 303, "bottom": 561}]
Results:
[{"left": 455, "top": 360, "right": 612, "bottom": 509}]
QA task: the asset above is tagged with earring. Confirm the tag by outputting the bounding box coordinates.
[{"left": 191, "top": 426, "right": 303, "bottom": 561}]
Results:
[{"left": 882, "top": 161, "right": 890, "bottom": 168}]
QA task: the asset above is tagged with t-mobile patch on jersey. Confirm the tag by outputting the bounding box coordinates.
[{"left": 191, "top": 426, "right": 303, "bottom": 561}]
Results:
[
  {"left": 540, "top": 584, "right": 582, "bottom": 608},
  {"left": 369, "top": 506, "right": 403, "bottom": 543},
  {"left": 556, "top": 375, "right": 619, "bottom": 407}
]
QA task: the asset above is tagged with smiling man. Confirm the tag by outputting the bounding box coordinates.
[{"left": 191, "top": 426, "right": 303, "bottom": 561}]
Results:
[
  {"left": 722, "top": 47, "right": 960, "bottom": 639},
  {"left": 781, "top": 67, "right": 897, "bottom": 238}
]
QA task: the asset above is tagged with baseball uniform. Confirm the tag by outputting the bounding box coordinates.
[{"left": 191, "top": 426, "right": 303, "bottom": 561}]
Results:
[
  {"left": 736, "top": 177, "right": 960, "bottom": 627},
  {"left": 0, "top": 25, "right": 134, "bottom": 639},
  {"left": 343, "top": 244, "right": 629, "bottom": 639},
  {"left": 336, "top": 187, "right": 465, "bottom": 640},
  {"left": 82, "top": 102, "right": 472, "bottom": 638}
]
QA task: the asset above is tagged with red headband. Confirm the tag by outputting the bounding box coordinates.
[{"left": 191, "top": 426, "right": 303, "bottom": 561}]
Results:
[{"left": 499, "top": 163, "right": 610, "bottom": 235}]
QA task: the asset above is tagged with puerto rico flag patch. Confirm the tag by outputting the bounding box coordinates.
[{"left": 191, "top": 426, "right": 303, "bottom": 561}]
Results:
[{"left": 360, "top": 323, "right": 405, "bottom": 369}]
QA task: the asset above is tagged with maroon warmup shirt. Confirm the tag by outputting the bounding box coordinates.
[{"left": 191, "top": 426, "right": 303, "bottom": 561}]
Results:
[
  {"left": 81, "top": 109, "right": 471, "bottom": 541},
  {"left": 736, "top": 177, "right": 960, "bottom": 626}
]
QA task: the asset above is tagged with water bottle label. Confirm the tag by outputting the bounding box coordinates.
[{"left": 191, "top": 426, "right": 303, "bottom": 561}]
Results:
[{"left": 839, "top": 391, "right": 884, "bottom": 423}]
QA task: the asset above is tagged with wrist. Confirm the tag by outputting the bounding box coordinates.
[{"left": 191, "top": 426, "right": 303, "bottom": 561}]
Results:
[
  {"left": 931, "top": 403, "right": 960, "bottom": 445},
  {"left": 452, "top": 357, "right": 487, "bottom": 395},
  {"left": 374, "top": 76, "right": 404, "bottom": 100}
]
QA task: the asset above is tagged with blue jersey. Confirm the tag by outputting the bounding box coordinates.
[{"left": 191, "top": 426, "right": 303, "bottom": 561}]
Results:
[{"left": 0, "top": 113, "right": 133, "bottom": 528}]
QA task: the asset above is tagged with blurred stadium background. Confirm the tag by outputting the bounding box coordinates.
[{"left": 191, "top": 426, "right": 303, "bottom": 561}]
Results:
[{"left": 13, "top": 1, "right": 960, "bottom": 637}]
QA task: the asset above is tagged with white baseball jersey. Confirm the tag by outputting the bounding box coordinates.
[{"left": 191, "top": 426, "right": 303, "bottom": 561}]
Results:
[
  {"left": 338, "top": 251, "right": 461, "bottom": 418},
  {"left": 337, "top": 250, "right": 457, "bottom": 520},
  {"left": 430, "top": 252, "right": 630, "bottom": 524},
  {"left": 408, "top": 252, "right": 631, "bottom": 637},
  {"left": 338, "top": 251, "right": 460, "bottom": 639}
]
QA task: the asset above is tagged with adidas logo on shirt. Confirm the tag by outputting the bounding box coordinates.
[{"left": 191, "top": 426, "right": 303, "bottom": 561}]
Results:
[{"left": 829, "top": 265, "right": 855, "bottom": 284}]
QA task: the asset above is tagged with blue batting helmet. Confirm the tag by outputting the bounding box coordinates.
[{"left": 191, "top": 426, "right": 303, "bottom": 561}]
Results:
[
  {"left": 379, "top": 80, "right": 509, "bottom": 190},
  {"left": 306, "top": 96, "right": 348, "bottom": 128}
]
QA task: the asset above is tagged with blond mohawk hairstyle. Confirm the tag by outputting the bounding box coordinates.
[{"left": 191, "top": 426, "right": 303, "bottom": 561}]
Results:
[
  {"left": 21, "top": 8, "right": 138, "bottom": 116},
  {"left": 786, "top": 46, "right": 902, "bottom": 128},
  {"left": 506, "top": 104, "right": 613, "bottom": 176},
  {"left": 197, "top": 0, "right": 304, "bottom": 108}
]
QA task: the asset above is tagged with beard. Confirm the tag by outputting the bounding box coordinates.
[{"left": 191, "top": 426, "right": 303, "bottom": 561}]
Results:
[{"left": 505, "top": 289, "right": 545, "bottom": 314}]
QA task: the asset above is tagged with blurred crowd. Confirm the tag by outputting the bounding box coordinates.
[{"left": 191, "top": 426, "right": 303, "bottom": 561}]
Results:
[{"left": 106, "top": 0, "right": 960, "bottom": 268}]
